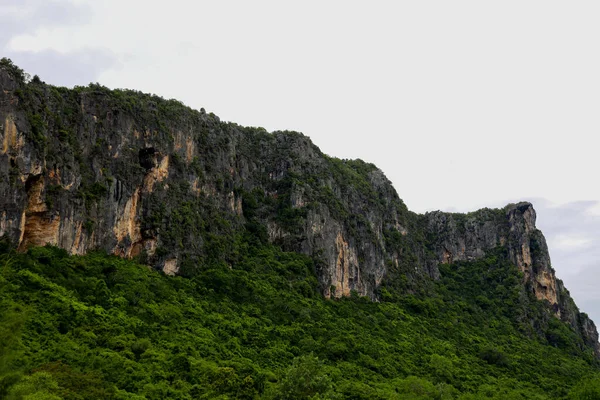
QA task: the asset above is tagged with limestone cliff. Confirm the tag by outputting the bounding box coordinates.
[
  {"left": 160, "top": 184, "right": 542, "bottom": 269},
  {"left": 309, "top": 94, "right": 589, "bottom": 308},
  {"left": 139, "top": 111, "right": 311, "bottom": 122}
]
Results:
[
  {"left": 0, "top": 60, "right": 597, "bottom": 355},
  {"left": 422, "top": 203, "right": 600, "bottom": 354},
  {"left": 424, "top": 203, "right": 557, "bottom": 306}
]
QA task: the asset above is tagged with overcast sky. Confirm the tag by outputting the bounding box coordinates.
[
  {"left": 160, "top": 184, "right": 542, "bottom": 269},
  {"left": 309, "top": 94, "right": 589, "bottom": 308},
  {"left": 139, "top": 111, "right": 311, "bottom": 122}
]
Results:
[{"left": 2, "top": 0, "right": 600, "bottom": 323}]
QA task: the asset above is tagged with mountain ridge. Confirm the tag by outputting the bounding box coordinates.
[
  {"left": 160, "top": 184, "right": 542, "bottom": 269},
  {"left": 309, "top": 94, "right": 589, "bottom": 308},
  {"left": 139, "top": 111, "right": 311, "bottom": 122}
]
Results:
[{"left": 0, "top": 58, "right": 597, "bottom": 358}]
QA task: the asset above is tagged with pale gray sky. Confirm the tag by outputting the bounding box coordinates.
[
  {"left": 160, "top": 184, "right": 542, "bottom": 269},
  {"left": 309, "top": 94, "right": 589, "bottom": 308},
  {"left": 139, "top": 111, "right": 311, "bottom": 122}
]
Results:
[{"left": 2, "top": 0, "right": 600, "bottom": 323}]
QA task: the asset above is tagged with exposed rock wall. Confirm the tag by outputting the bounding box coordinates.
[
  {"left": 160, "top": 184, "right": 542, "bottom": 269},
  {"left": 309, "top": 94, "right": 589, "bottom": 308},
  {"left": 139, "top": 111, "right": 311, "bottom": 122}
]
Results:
[
  {"left": 421, "top": 202, "right": 599, "bottom": 353},
  {"left": 423, "top": 202, "right": 559, "bottom": 307}
]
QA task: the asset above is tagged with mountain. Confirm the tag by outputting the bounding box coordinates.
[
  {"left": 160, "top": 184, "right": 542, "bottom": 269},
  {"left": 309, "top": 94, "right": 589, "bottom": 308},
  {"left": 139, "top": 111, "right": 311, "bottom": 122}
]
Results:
[{"left": 1, "top": 58, "right": 599, "bottom": 398}]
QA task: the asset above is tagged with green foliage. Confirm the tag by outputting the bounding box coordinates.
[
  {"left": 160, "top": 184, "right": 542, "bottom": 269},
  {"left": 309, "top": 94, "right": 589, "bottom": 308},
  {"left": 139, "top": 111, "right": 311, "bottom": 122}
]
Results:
[
  {"left": 270, "top": 354, "right": 338, "bottom": 399},
  {"left": 569, "top": 375, "right": 600, "bottom": 399},
  {"left": 5, "top": 372, "right": 61, "bottom": 400},
  {"left": 479, "top": 347, "right": 509, "bottom": 368},
  {"left": 0, "top": 57, "right": 28, "bottom": 83},
  {"left": 0, "top": 243, "right": 597, "bottom": 399},
  {"left": 27, "top": 113, "right": 48, "bottom": 148}
]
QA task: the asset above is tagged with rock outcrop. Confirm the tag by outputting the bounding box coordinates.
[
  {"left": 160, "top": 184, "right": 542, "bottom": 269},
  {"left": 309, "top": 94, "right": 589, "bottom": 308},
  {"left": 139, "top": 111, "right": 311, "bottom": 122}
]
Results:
[
  {"left": 0, "top": 62, "right": 597, "bottom": 355},
  {"left": 424, "top": 203, "right": 558, "bottom": 307}
]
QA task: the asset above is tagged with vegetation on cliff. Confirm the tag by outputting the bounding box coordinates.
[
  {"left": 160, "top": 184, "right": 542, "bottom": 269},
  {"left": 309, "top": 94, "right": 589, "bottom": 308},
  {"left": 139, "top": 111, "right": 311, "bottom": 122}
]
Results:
[{"left": 1, "top": 242, "right": 599, "bottom": 399}]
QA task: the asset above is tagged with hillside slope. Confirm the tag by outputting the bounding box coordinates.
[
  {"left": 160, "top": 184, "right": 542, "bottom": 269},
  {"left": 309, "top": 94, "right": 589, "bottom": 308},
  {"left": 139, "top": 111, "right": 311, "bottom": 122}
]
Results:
[
  {"left": 1, "top": 242, "right": 600, "bottom": 399},
  {"left": 0, "top": 57, "right": 598, "bottom": 384}
]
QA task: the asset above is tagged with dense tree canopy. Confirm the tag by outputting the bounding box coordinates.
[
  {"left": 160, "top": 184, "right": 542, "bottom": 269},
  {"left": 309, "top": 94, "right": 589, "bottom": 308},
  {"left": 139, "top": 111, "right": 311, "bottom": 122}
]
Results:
[{"left": 0, "top": 239, "right": 598, "bottom": 399}]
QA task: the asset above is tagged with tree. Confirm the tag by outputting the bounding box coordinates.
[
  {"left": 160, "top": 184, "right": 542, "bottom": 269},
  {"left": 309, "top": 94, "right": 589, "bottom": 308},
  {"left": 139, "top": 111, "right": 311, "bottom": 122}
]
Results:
[
  {"left": 5, "top": 372, "right": 61, "bottom": 400},
  {"left": 569, "top": 375, "right": 600, "bottom": 399},
  {"left": 271, "top": 354, "right": 339, "bottom": 399},
  {"left": 0, "top": 58, "right": 28, "bottom": 83}
]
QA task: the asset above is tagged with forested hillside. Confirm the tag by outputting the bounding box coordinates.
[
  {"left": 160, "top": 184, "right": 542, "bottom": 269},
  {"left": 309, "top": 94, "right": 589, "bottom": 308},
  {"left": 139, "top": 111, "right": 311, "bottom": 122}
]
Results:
[{"left": 1, "top": 242, "right": 599, "bottom": 399}]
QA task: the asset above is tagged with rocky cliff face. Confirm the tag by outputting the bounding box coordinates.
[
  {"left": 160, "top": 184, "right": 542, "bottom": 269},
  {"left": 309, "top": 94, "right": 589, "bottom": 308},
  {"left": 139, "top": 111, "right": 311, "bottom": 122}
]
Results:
[
  {"left": 424, "top": 203, "right": 557, "bottom": 306},
  {"left": 422, "top": 203, "right": 600, "bottom": 353},
  {"left": 0, "top": 61, "right": 597, "bottom": 354}
]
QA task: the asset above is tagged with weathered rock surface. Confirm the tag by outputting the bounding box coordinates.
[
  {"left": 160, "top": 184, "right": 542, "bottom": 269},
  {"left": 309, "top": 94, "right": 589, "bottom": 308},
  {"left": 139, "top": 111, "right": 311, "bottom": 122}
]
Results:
[
  {"left": 424, "top": 203, "right": 557, "bottom": 306},
  {"left": 0, "top": 63, "right": 597, "bottom": 355},
  {"left": 421, "top": 203, "right": 599, "bottom": 353}
]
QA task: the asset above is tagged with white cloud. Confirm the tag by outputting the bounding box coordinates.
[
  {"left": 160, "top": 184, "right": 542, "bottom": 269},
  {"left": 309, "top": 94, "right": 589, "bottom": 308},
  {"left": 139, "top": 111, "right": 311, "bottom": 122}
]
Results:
[
  {"left": 551, "top": 234, "right": 593, "bottom": 251},
  {"left": 587, "top": 203, "right": 600, "bottom": 216},
  {"left": 0, "top": 0, "right": 117, "bottom": 86}
]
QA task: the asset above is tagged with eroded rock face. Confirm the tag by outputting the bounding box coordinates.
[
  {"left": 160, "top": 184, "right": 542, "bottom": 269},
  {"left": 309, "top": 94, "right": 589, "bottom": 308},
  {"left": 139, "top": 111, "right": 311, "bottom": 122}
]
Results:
[
  {"left": 2, "top": 114, "right": 24, "bottom": 155},
  {"left": 0, "top": 66, "right": 597, "bottom": 355},
  {"left": 421, "top": 203, "right": 600, "bottom": 355},
  {"left": 163, "top": 258, "right": 179, "bottom": 276},
  {"left": 425, "top": 209, "right": 504, "bottom": 266},
  {"left": 423, "top": 203, "right": 560, "bottom": 307},
  {"left": 142, "top": 154, "right": 169, "bottom": 193},
  {"left": 18, "top": 176, "right": 59, "bottom": 250},
  {"left": 113, "top": 187, "right": 141, "bottom": 258}
]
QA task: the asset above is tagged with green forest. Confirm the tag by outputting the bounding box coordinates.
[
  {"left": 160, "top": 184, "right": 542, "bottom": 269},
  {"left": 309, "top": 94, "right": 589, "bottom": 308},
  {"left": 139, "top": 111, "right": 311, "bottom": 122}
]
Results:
[{"left": 1, "top": 240, "right": 599, "bottom": 399}]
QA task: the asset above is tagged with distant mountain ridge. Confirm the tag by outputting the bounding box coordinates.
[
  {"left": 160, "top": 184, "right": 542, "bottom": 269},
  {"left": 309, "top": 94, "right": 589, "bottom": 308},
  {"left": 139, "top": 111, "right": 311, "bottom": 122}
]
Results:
[{"left": 0, "top": 58, "right": 597, "bottom": 356}]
